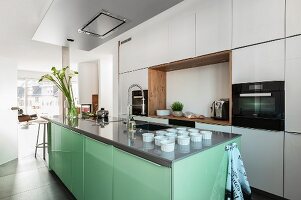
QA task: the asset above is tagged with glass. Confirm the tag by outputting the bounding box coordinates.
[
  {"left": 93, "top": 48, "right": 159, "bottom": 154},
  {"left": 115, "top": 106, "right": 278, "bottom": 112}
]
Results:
[{"left": 238, "top": 97, "right": 276, "bottom": 114}]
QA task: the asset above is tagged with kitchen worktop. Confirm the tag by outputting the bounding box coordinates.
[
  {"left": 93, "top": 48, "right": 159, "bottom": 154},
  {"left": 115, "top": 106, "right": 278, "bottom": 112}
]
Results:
[{"left": 43, "top": 116, "right": 240, "bottom": 167}]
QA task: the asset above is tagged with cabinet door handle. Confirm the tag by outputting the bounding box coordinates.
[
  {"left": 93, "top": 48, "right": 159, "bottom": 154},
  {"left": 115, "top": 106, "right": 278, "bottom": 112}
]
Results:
[
  {"left": 239, "top": 93, "right": 272, "bottom": 97},
  {"left": 116, "top": 148, "right": 163, "bottom": 167},
  {"left": 287, "top": 131, "right": 301, "bottom": 135}
]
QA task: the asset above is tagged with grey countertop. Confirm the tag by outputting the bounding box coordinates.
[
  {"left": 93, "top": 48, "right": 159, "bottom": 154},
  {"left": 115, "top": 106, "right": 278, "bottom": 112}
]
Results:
[{"left": 43, "top": 116, "right": 241, "bottom": 167}]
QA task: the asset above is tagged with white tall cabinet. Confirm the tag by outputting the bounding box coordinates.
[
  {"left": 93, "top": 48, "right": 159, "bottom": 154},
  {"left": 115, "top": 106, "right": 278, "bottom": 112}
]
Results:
[
  {"left": 284, "top": 36, "right": 301, "bottom": 200},
  {"left": 195, "top": 0, "right": 232, "bottom": 56},
  {"left": 232, "top": 40, "right": 285, "bottom": 84},
  {"left": 232, "top": 0, "right": 285, "bottom": 48},
  {"left": 232, "top": 127, "right": 284, "bottom": 197},
  {"left": 286, "top": 0, "right": 301, "bottom": 37},
  {"left": 285, "top": 36, "right": 301, "bottom": 133},
  {"left": 119, "top": 32, "right": 146, "bottom": 74}
]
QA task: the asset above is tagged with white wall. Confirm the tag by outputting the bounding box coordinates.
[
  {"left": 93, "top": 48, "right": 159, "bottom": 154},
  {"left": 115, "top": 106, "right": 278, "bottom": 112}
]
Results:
[
  {"left": 166, "top": 63, "right": 230, "bottom": 117},
  {"left": 78, "top": 61, "right": 99, "bottom": 104},
  {"left": 0, "top": 58, "right": 18, "bottom": 165},
  {"left": 99, "top": 56, "right": 114, "bottom": 115}
]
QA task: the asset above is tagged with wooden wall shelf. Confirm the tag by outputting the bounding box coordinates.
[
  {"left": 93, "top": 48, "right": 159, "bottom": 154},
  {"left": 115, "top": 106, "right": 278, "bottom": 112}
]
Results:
[
  {"left": 149, "top": 115, "right": 231, "bottom": 126},
  {"left": 149, "top": 51, "right": 230, "bottom": 72},
  {"left": 148, "top": 50, "right": 232, "bottom": 124}
]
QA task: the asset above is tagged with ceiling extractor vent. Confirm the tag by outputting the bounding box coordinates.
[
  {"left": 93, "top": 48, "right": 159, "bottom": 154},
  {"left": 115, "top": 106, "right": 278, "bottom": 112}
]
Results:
[{"left": 78, "top": 9, "right": 127, "bottom": 38}]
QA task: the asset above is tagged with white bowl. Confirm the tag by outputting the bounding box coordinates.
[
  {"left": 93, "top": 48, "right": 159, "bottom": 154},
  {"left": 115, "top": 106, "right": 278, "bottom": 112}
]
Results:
[
  {"left": 190, "top": 133, "right": 203, "bottom": 142},
  {"left": 160, "top": 140, "right": 175, "bottom": 152},
  {"left": 165, "top": 132, "right": 177, "bottom": 137},
  {"left": 142, "top": 133, "right": 154, "bottom": 142},
  {"left": 156, "top": 109, "right": 171, "bottom": 116},
  {"left": 188, "top": 128, "right": 200, "bottom": 133},
  {"left": 177, "top": 135, "right": 190, "bottom": 145},
  {"left": 166, "top": 128, "right": 178, "bottom": 133},
  {"left": 156, "top": 130, "right": 167, "bottom": 136},
  {"left": 201, "top": 131, "right": 212, "bottom": 140},
  {"left": 177, "top": 130, "right": 189, "bottom": 136},
  {"left": 154, "top": 136, "right": 167, "bottom": 146},
  {"left": 176, "top": 127, "right": 187, "bottom": 131}
]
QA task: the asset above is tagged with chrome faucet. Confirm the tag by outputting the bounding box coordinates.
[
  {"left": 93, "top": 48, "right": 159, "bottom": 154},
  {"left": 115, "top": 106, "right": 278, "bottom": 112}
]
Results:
[
  {"left": 127, "top": 83, "right": 146, "bottom": 117},
  {"left": 126, "top": 84, "right": 145, "bottom": 131}
]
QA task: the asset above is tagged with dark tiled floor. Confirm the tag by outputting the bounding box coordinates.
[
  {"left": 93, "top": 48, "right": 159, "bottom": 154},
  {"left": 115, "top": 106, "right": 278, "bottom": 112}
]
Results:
[{"left": 0, "top": 155, "right": 75, "bottom": 200}]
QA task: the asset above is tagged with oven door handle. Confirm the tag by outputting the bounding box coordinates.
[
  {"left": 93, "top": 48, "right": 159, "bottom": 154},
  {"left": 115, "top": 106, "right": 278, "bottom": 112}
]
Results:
[
  {"left": 239, "top": 93, "right": 272, "bottom": 97},
  {"left": 133, "top": 96, "right": 143, "bottom": 99}
]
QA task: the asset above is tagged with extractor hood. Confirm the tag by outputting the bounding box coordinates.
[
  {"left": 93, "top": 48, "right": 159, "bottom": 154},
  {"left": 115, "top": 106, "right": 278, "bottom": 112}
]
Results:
[
  {"left": 78, "top": 9, "right": 127, "bottom": 39},
  {"left": 33, "top": 0, "right": 183, "bottom": 51}
]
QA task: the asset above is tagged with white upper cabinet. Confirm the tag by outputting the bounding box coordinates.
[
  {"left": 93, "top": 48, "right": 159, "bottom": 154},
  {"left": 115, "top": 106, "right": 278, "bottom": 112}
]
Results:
[
  {"left": 144, "top": 22, "right": 169, "bottom": 68},
  {"left": 196, "top": 0, "right": 232, "bottom": 56},
  {"left": 285, "top": 36, "right": 301, "bottom": 133},
  {"left": 119, "top": 32, "right": 146, "bottom": 74},
  {"left": 232, "top": 40, "right": 285, "bottom": 84},
  {"left": 168, "top": 9, "right": 196, "bottom": 62},
  {"left": 232, "top": 0, "right": 285, "bottom": 48},
  {"left": 286, "top": 0, "right": 301, "bottom": 37}
]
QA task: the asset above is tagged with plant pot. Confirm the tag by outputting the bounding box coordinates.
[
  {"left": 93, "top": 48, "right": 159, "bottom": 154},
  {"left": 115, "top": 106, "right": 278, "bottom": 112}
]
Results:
[{"left": 172, "top": 111, "right": 183, "bottom": 117}]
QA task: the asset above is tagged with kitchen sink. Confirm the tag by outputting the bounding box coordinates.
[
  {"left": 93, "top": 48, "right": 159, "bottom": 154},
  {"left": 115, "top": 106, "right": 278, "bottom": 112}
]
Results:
[{"left": 135, "top": 123, "right": 171, "bottom": 131}]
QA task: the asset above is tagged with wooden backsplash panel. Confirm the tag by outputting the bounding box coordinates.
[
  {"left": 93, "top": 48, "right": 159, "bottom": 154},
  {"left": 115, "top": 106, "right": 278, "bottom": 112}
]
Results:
[{"left": 148, "top": 69, "right": 166, "bottom": 115}]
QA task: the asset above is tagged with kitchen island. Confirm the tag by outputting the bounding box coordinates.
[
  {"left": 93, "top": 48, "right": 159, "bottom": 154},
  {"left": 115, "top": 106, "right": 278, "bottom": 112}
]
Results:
[{"left": 44, "top": 116, "right": 241, "bottom": 200}]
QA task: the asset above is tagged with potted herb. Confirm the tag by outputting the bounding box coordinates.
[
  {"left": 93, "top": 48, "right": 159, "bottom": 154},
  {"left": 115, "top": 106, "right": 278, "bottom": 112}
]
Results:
[
  {"left": 171, "top": 101, "right": 184, "bottom": 117},
  {"left": 39, "top": 66, "right": 78, "bottom": 118}
]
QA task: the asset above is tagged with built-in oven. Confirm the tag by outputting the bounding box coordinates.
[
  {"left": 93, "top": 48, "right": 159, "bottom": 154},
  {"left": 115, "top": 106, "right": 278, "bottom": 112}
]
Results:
[
  {"left": 232, "top": 81, "right": 284, "bottom": 131},
  {"left": 132, "top": 90, "right": 148, "bottom": 116}
]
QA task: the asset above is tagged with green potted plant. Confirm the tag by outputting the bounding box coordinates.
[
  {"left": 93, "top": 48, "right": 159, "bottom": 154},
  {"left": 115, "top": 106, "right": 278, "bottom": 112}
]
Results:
[
  {"left": 39, "top": 66, "right": 78, "bottom": 118},
  {"left": 171, "top": 101, "right": 184, "bottom": 117}
]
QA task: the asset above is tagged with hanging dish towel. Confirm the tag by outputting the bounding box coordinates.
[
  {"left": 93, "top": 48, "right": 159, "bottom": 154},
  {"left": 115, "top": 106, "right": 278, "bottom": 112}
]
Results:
[{"left": 225, "top": 143, "right": 251, "bottom": 200}]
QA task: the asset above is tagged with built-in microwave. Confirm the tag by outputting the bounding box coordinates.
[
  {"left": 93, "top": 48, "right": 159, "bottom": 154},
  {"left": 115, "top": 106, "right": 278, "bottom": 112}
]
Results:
[
  {"left": 132, "top": 90, "right": 148, "bottom": 116},
  {"left": 232, "top": 81, "right": 285, "bottom": 131}
]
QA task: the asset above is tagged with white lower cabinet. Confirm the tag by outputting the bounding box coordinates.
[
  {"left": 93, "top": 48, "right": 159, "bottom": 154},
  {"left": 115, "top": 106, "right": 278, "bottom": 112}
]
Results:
[
  {"left": 231, "top": 127, "right": 284, "bottom": 197},
  {"left": 118, "top": 69, "right": 148, "bottom": 116},
  {"left": 284, "top": 132, "right": 301, "bottom": 200},
  {"left": 195, "top": 122, "right": 231, "bottom": 133}
]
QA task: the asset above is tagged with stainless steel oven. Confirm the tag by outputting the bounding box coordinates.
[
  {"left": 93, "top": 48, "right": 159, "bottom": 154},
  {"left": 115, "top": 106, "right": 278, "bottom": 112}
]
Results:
[{"left": 232, "top": 81, "right": 284, "bottom": 131}]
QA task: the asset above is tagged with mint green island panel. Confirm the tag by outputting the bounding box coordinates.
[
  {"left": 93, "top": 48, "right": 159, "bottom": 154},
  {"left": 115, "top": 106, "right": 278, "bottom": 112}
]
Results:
[
  {"left": 48, "top": 123, "right": 84, "bottom": 200},
  {"left": 48, "top": 123, "right": 55, "bottom": 171},
  {"left": 60, "top": 127, "right": 73, "bottom": 191},
  {"left": 70, "top": 130, "right": 84, "bottom": 200},
  {"left": 113, "top": 148, "right": 172, "bottom": 200},
  {"left": 173, "top": 138, "right": 241, "bottom": 200},
  {"left": 84, "top": 137, "right": 113, "bottom": 200}
]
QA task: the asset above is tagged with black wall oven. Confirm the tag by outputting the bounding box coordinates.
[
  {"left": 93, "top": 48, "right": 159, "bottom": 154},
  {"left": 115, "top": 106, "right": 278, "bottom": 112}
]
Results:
[
  {"left": 232, "top": 81, "right": 284, "bottom": 131},
  {"left": 132, "top": 90, "right": 148, "bottom": 116}
]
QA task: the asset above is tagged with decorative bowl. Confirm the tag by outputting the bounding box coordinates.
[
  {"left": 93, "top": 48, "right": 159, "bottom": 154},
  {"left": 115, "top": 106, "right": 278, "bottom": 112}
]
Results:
[
  {"left": 156, "top": 109, "right": 171, "bottom": 116},
  {"left": 142, "top": 133, "right": 154, "bottom": 142},
  {"left": 177, "top": 135, "right": 190, "bottom": 145}
]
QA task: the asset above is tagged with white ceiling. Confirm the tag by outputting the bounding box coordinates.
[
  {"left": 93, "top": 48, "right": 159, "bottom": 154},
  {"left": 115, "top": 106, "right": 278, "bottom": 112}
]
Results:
[
  {"left": 0, "top": 0, "right": 99, "bottom": 72},
  {"left": 33, "top": 0, "right": 182, "bottom": 51}
]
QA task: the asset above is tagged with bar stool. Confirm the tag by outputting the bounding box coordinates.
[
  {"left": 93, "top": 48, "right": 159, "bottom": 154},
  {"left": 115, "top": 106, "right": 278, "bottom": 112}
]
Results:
[{"left": 34, "top": 119, "right": 48, "bottom": 160}]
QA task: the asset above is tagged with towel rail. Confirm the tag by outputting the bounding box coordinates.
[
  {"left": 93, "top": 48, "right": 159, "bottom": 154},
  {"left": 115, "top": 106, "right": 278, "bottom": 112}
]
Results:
[{"left": 225, "top": 143, "right": 238, "bottom": 151}]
